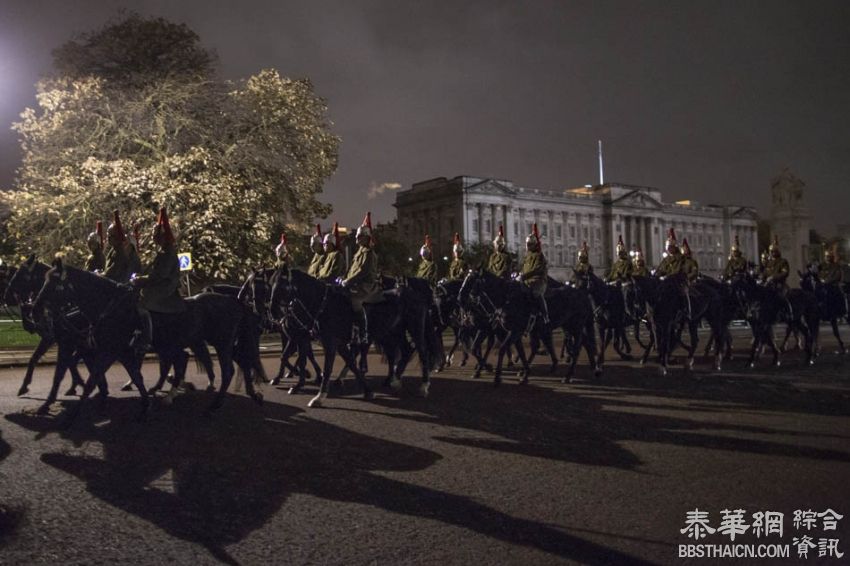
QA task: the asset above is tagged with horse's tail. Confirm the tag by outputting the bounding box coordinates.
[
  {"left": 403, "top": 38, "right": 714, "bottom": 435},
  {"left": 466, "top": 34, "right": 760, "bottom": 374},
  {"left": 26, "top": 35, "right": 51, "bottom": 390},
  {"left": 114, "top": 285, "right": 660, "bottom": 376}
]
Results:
[{"left": 234, "top": 305, "right": 266, "bottom": 381}]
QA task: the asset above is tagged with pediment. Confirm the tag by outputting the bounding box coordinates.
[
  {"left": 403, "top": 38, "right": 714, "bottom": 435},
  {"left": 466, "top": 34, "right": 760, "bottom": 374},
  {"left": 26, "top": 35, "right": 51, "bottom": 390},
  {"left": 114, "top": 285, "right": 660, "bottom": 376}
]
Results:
[
  {"left": 729, "top": 206, "right": 759, "bottom": 220},
  {"left": 466, "top": 179, "right": 517, "bottom": 196},
  {"left": 610, "top": 190, "right": 663, "bottom": 210}
]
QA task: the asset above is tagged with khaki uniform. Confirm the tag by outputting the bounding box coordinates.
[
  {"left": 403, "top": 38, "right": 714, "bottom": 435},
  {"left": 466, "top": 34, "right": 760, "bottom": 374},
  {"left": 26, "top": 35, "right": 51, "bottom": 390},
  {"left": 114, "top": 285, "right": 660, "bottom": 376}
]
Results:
[
  {"left": 655, "top": 253, "right": 683, "bottom": 278},
  {"left": 85, "top": 248, "right": 105, "bottom": 272},
  {"left": 819, "top": 262, "right": 844, "bottom": 286},
  {"left": 317, "top": 250, "right": 344, "bottom": 281},
  {"left": 521, "top": 250, "right": 548, "bottom": 296},
  {"left": 487, "top": 251, "right": 513, "bottom": 278},
  {"left": 606, "top": 258, "right": 633, "bottom": 283},
  {"left": 448, "top": 257, "right": 468, "bottom": 281},
  {"left": 344, "top": 245, "right": 379, "bottom": 312},
  {"left": 763, "top": 257, "right": 790, "bottom": 286},
  {"left": 416, "top": 258, "right": 438, "bottom": 287},
  {"left": 307, "top": 253, "right": 324, "bottom": 278},
  {"left": 136, "top": 244, "right": 186, "bottom": 313},
  {"left": 682, "top": 257, "right": 700, "bottom": 283},
  {"left": 632, "top": 262, "right": 650, "bottom": 277},
  {"left": 103, "top": 244, "right": 131, "bottom": 283},
  {"left": 723, "top": 255, "right": 747, "bottom": 279}
]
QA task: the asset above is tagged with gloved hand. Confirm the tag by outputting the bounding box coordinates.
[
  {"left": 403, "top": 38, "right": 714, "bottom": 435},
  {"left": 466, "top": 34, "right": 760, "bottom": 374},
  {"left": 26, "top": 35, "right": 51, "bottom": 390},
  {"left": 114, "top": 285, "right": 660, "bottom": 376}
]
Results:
[
  {"left": 337, "top": 277, "right": 347, "bottom": 287},
  {"left": 511, "top": 272, "right": 522, "bottom": 282}
]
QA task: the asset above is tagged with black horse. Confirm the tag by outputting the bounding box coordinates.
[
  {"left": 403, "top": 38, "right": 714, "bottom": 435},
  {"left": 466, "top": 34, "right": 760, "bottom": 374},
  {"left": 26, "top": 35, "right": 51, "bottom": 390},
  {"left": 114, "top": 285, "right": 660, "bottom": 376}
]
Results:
[
  {"left": 458, "top": 269, "right": 551, "bottom": 386},
  {"left": 621, "top": 275, "right": 660, "bottom": 366},
  {"left": 729, "top": 272, "right": 819, "bottom": 367},
  {"left": 30, "top": 259, "right": 150, "bottom": 421},
  {"left": 799, "top": 265, "right": 847, "bottom": 355},
  {"left": 648, "top": 273, "right": 726, "bottom": 375},
  {"left": 4, "top": 255, "right": 88, "bottom": 397},
  {"left": 270, "top": 267, "right": 372, "bottom": 407},
  {"left": 528, "top": 284, "right": 600, "bottom": 382},
  {"left": 572, "top": 271, "right": 633, "bottom": 369}
]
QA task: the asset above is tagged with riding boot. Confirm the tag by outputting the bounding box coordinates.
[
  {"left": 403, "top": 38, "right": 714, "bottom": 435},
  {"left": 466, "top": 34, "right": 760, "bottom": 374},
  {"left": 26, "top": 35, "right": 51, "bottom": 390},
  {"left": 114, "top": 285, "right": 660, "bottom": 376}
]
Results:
[
  {"left": 360, "top": 310, "right": 369, "bottom": 345},
  {"left": 785, "top": 298, "right": 794, "bottom": 321},
  {"left": 136, "top": 308, "right": 153, "bottom": 353},
  {"left": 684, "top": 287, "right": 692, "bottom": 320},
  {"left": 538, "top": 296, "right": 550, "bottom": 326},
  {"left": 359, "top": 310, "right": 369, "bottom": 373}
]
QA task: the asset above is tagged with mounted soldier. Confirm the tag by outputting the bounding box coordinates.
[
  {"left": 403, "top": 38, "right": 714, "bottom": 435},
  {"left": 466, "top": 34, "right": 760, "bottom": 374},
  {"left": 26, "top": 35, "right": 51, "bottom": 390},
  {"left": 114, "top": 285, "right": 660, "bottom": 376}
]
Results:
[
  {"left": 447, "top": 232, "right": 468, "bottom": 281},
  {"left": 606, "top": 235, "right": 633, "bottom": 284},
  {"left": 487, "top": 224, "right": 512, "bottom": 279},
  {"left": 570, "top": 241, "right": 593, "bottom": 285},
  {"left": 416, "top": 234, "right": 438, "bottom": 287},
  {"left": 84, "top": 221, "right": 105, "bottom": 273},
  {"left": 317, "top": 222, "right": 345, "bottom": 282},
  {"left": 341, "top": 212, "right": 380, "bottom": 344},
  {"left": 275, "top": 232, "right": 291, "bottom": 269},
  {"left": 681, "top": 238, "right": 700, "bottom": 283},
  {"left": 307, "top": 224, "right": 324, "bottom": 278},
  {"left": 103, "top": 210, "right": 132, "bottom": 284},
  {"left": 632, "top": 246, "right": 650, "bottom": 277},
  {"left": 655, "top": 228, "right": 683, "bottom": 278},
  {"left": 723, "top": 235, "right": 747, "bottom": 280},
  {"left": 758, "top": 249, "right": 770, "bottom": 279},
  {"left": 818, "top": 243, "right": 845, "bottom": 315},
  {"left": 127, "top": 222, "right": 143, "bottom": 277},
  {"left": 131, "top": 207, "right": 185, "bottom": 353},
  {"left": 761, "top": 235, "right": 793, "bottom": 319},
  {"left": 519, "top": 223, "right": 549, "bottom": 324}
]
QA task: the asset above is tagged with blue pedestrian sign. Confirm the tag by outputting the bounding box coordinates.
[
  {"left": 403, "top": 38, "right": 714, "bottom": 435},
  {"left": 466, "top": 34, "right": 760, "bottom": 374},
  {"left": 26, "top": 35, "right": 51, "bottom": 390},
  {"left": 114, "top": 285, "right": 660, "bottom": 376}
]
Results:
[{"left": 178, "top": 252, "right": 192, "bottom": 272}]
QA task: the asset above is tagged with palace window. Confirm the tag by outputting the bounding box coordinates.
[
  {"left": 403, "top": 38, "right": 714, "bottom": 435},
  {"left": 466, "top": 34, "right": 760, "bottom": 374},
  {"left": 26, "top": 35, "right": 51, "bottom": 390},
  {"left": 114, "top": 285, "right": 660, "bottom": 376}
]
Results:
[
  {"left": 472, "top": 219, "right": 479, "bottom": 234},
  {"left": 556, "top": 224, "right": 562, "bottom": 238}
]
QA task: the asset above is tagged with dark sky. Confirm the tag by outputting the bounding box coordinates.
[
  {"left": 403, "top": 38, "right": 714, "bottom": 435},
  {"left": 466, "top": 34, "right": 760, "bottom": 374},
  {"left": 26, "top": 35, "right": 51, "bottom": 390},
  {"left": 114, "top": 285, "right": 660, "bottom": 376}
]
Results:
[{"left": 1, "top": 0, "right": 848, "bottom": 231}]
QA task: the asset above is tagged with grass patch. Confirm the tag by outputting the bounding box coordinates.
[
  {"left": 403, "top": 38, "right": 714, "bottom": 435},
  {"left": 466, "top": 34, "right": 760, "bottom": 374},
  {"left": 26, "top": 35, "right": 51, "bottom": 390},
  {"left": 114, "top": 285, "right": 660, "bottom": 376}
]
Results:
[{"left": 0, "top": 321, "right": 40, "bottom": 349}]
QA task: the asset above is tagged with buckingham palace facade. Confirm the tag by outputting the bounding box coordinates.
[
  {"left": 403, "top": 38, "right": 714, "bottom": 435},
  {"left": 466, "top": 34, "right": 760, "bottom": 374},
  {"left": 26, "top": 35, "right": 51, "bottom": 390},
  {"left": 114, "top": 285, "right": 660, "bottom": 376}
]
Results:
[{"left": 394, "top": 175, "right": 759, "bottom": 280}]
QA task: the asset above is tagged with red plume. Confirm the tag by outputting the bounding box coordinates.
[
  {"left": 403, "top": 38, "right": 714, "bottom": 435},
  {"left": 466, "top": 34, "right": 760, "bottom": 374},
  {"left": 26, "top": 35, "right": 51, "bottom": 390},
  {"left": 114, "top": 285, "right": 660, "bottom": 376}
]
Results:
[
  {"left": 453, "top": 232, "right": 460, "bottom": 245},
  {"left": 667, "top": 227, "right": 676, "bottom": 242},
  {"left": 315, "top": 223, "right": 322, "bottom": 236},
  {"left": 424, "top": 234, "right": 432, "bottom": 248},
  {"left": 157, "top": 207, "right": 175, "bottom": 245},
  {"left": 532, "top": 223, "right": 540, "bottom": 244},
  {"left": 498, "top": 224, "right": 504, "bottom": 238},
  {"left": 364, "top": 212, "right": 372, "bottom": 230},
  {"left": 95, "top": 221, "right": 104, "bottom": 248},
  {"left": 280, "top": 232, "right": 287, "bottom": 246},
  {"left": 617, "top": 234, "right": 624, "bottom": 246}
]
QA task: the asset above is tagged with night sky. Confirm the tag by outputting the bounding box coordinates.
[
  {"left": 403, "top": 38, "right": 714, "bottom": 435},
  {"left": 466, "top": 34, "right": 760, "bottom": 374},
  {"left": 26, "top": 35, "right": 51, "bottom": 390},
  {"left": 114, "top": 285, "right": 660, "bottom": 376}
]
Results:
[{"left": 1, "top": 0, "right": 848, "bottom": 232}]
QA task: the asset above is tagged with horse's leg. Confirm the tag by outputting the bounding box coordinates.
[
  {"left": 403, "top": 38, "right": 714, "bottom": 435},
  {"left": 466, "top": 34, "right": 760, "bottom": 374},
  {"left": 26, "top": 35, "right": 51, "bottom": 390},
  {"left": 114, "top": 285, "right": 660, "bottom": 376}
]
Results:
[
  {"left": 307, "top": 346, "right": 322, "bottom": 383},
  {"left": 309, "top": 340, "right": 337, "bottom": 408},
  {"left": 65, "top": 353, "right": 89, "bottom": 397},
  {"left": 272, "top": 338, "right": 297, "bottom": 385},
  {"left": 208, "top": 348, "right": 235, "bottom": 413},
  {"left": 514, "top": 334, "right": 532, "bottom": 385},
  {"left": 148, "top": 357, "right": 170, "bottom": 393},
  {"left": 383, "top": 342, "right": 399, "bottom": 389},
  {"left": 470, "top": 330, "right": 488, "bottom": 379},
  {"left": 596, "top": 325, "right": 612, "bottom": 372},
  {"left": 122, "top": 356, "right": 150, "bottom": 422},
  {"left": 164, "top": 350, "right": 189, "bottom": 406},
  {"left": 493, "top": 332, "right": 511, "bottom": 387},
  {"left": 192, "top": 344, "right": 216, "bottom": 391},
  {"left": 36, "top": 346, "right": 73, "bottom": 415},
  {"left": 287, "top": 338, "right": 310, "bottom": 394},
  {"left": 831, "top": 319, "right": 846, "bottom": 355},
  {"left": 685, "top": 321, "right": 699, "bottom": 371},
  {"left": 766, "top": 327, "right": 781, "bottom": 367},
  {"left": 342, "top": 343, "right": 373, "bottom": 400},
  {"left": 18, "top": 336, "right": 53, "bottom": 396},
  {"left": 540, "top": 325, "right": 558, "bottom": 374}
]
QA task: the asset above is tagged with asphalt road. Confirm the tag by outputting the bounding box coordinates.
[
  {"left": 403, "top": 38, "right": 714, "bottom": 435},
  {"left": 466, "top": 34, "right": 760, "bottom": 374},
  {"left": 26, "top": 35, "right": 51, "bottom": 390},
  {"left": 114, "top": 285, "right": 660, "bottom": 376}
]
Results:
[{"left": 0, "top": 332, "right": 849, "bottom": 565}]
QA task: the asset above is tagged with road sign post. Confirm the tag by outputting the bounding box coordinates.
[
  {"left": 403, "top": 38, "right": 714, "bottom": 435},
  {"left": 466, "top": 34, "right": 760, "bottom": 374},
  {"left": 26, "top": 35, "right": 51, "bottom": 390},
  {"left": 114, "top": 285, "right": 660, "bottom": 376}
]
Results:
[{"left": 178, "top": 252, "right": 192, "bottom": 296}]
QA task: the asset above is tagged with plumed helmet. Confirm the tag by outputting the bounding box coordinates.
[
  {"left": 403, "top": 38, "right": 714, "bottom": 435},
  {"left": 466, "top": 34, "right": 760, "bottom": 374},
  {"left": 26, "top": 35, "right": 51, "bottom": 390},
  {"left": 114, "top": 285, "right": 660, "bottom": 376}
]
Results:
[
  {"left": 107, "top": 210, "right": 127, "bottom": 243},
  {"left": 452, "top": 232, "right": 464, "bottom": 257},
  {"left": 825, "top": 242, "right": 837, "bottom": 261},
  {"left": 275, "top": 232, "right": 288, "bottom": 259},
  {"left": 681, "top": 237, "right": 692, "bottom": 258},
  {"left": 323, "top": 222, "right": 340, "bottom": 250},
  {"left": 616, "top": 234, "right": 626, "bottom": 256},
  {"left": 578, "top": 240, "right": 589, "bottom": 260},
  {"left": 665, "top": 228, "right": 678, "bottom": 253},
  {"left": 87, "top": 221, "right": 104, "bottom": 249},
  {"left": 155, "top": 207, "right": 176, "bottom": 246},
  {"left": 768, "top": 235, "right": 780, "bottom": 255},
  {"left": 310, "top": 224, "right": 323, "bottom": 250},
  {"left": 356, "top": 211, "right": 373, "bottom": 241},
  {"left": 420, "top": 234, "right": 433, "bottom": 258},
  {"left": 760, "top": 249, "right": 770, "bottom": 264},
  {"left": 493, "top": 224, "right": 506, "bottom": 250},
  {"left": 525, "top": 223, "right": 541, "bottom": 249},
  {"left": 633, "top": 246, "right": 644, "bottom": 264},
  {"left": 730, "top": 234, "right": 740, "bottom": 255}
]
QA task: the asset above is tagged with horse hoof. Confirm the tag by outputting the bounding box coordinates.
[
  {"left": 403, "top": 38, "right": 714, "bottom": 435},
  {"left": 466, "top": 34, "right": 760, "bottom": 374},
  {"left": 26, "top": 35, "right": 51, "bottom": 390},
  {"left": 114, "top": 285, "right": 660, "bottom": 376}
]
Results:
[
  {"left": 307, "top": 395, "right": 324, "bottom": 408},
  {"left": 363, "top": 390, "right": 374, "bottom": 401},
  {"left": 17, "top": 386, "right": 29, "bottom": 397},
  {"left": 390, "top": 378, "right": 402, "bottom": 392},
  {"left": 64, "top": 387, "right": 78, "bottom": 397},
  {"left": 594, "top": 368, "right": 603, "bottom": 378},
  {"left": 270, "top": 377, "right": 281, "bottom": 386},
  {"left": 561, "top": 376, "right": 569, "bottom": 384},
  {"left": 36, "top": 403, "right": 51, "bottom": 416},
  {"left": 418, "top": 382, "right": 430, "bottom": 398},
  {"left": 253, "top": 392, "right": 264, "bottom": 405},
  {"left": 205, "top": 385, "right": 216, "bottom": 393},
  {"left": 774, "top": 361, "right": 782, "bottom": 367},
  {"left": 659, "top": 367, "right": 667, "bottom": 377},
  {"left": 549, "top": 363, "right": 557, "bottom": 374},
  {"left": 808, "top": 359, "right": 814, "bottom": 366},
  {"left": 686, "top": 358, "right": 695, "bottom": 370},
  {"left": 472, "top": 372, "right": 481, "bottom": 380},
  {"left": 288, "top": 386, "right": 301, "bottom": 395},
  {"left": 120, "top": 382, "right": 133, "bottom": 392},
  {"left": 519, "top": 377, "right": 529, "bottom": 386},
  {"left": 493, "top": 377, "right": 501, "bottom": 387}
]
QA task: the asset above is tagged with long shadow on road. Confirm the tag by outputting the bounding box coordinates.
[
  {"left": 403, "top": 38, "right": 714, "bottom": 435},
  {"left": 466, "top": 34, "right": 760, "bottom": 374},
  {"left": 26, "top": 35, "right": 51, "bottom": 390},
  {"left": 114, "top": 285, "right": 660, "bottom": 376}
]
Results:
[{"left": 5, "top": 395, "right": 655, "bottom": 565}]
